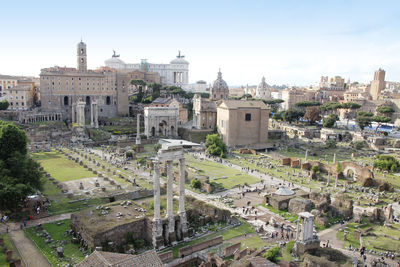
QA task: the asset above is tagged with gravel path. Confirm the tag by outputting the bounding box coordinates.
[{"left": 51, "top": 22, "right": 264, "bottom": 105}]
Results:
[{"left": 9, "top": 230, "right": 51, "bottom": 267}]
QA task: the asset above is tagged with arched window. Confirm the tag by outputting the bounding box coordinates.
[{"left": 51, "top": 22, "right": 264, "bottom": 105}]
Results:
[
  {"left": 63, "top": 96, "right": 68, "bottom": 106},
  {"left": 106, "top": 96, "right": 111, "bottom": 105},
  {"left": 86, "top": 96, "right": 90, "bottom": 105}
]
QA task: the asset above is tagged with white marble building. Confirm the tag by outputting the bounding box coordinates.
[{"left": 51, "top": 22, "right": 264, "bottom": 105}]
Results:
[{"left": 105, "top": 51, "right": 189, "bottom": 88}]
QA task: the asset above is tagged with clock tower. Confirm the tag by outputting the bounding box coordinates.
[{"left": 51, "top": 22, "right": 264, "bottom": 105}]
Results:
[{"left": 77, "top": 40, "right": 87, "bottom": 72}]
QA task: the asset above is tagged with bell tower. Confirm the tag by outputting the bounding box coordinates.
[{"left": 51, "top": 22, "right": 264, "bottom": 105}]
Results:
[{"left": 77, "top": 40, "right": 87, "bottom": 72}]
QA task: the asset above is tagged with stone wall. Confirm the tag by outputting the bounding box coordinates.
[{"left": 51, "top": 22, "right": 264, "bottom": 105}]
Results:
[
  {"left": 178, "top": 236, "right": 223, "bottom": 258},
  {"left": 289, "top": 198, "right": 312, "bottom": 214},
  {"left": 224, "top": 243, "right": 241, "bottom": 257},
  {"left": 178, "top": 127, "right": 213, "bottom": 143},
  {"left": 158, "top": 251, "right": 173, "bottom": 263}
]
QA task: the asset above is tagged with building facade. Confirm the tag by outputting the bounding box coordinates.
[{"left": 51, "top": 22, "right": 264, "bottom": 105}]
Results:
[
  {"left": 6, "top": 83, "right": 35, "bottom": 110},
  {"left": 144, "top": 106, "right": 179, "bottom": 138},
  {"left": 148, "top": 97, "right": 188, "bottom": 125},
  {"left": 40, "top": 41, "right": 129, "bottom": 121},
  {"left": 105, "top": 52, "right": 189, "bottom": 88},
  {"left": 217, "top": 100, "right": 269, "bottom": 147},
  {"left": 370, "top": 68, "right": 385, "bottom": 100}
]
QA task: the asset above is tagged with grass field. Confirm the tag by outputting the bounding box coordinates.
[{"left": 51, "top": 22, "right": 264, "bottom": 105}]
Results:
[
  {"left": 337, "top": 222, "right": 400, "bottom": 254},
  {"left": 0, "top": 234, "right": 21, "bottom": 267},
  {"left": 24, "top": 219, "right": 85, "bottom": 266},
  {"left": 186, "top": 155, "right": 260, "bottom": 189},
  {"left": 32, "top": 151, "right": 94, "bottom": 182}
]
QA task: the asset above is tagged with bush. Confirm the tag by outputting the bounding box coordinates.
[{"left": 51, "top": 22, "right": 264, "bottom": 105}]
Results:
[
  {"left": 191, "top": 179, "right": 201, "bottom": 189},
  {"left": 263, "top": 246, "right": 280, "bottom": 262},
  {"left": 325, "top": 139, "right": 337, "bottom": 149},
  {"left": 126, "top": 151, "right": 133, "bottom": 158},
  {"left": 137, "top": 158, "right": 146, "bottom": 165},
  {"left": 311, "top": 165, "right": 319, "bottom": 174},
  {"left": 373, "top": 155, "right": 399, "bottom": 172},
  {"left": 0, "top": 100, "right": 9, "bottom": 110},
  {"left": 323, "top": 114, "right": 338, "bottom": 128},
  {"left": 353, "top": 141, "right": 364, "bottom": 150}
]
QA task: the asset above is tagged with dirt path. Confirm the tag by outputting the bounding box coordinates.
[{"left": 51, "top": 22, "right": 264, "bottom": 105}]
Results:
[{"left": 9, "top": 230, "right": 51, "bottom": 267}]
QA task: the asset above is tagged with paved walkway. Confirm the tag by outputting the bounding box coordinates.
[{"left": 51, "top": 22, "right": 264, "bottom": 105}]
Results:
[{"left": 9, "top": 230, "right": 51, "bottom": 267}]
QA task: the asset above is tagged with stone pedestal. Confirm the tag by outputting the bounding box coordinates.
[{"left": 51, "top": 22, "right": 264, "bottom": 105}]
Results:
[
  {"left": 152, "top": 219, "right": 164, "bottom": 248},
  {"left": 179, "top": 211, "right": 189, "bottom": 239}
]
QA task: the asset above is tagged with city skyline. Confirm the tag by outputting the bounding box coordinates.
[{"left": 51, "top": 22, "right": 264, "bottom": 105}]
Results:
[{"left": 1, "top": 0, "right": 400, "bottom": 86}]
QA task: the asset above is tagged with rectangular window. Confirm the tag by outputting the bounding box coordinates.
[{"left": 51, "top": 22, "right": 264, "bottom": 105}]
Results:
[{"left": 245, "top": 113, "right": 251, "bottom": 121}]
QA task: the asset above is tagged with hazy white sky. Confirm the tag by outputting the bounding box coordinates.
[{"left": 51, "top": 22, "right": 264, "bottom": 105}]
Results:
[{"left": 1, "top": 0, "right": 400, "bottom": 86}]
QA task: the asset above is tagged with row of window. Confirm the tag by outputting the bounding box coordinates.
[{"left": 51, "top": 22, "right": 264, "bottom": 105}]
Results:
[
  {"left": 8, "top": 96, "right": 24, "bottom": 100},
  {"left": 9, "top": 102, "right": 25, "bottom": 106}
]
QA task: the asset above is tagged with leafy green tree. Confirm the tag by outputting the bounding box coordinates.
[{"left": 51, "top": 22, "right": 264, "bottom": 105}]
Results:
[
  {"left": 353, "top": 141, "right": 364, "bottom": 150},
  {"left": 355, "top": 111, "right": 373, "bottom": 132},
  {"left": 0, "top": 100, "right": 9, "bottom": 110},
  {"left": 336, "top": 163, "right": 343, "bottom": 173},
  {"left": 320, "top": 102, "right": 342, "bottom": 114},
  {"left": 371, "top": 116, "right": 391, "bottom": 133},
  {"left": 341, "top": 102, "right": 361, "bottom": 126},
  {"left": 130, "top": 79, "right": 146, "bottom": 102},
  {"left": 0, "top": 122, "right": 42, "bottom": 211},
  {"left": 262, "top": 99, "right": 284, "bottom": 113},
  {"left": 376, "top": 105, "right": 395, "bottom": 116},
  {"left": 205, "top": 134, "right": 227, "bottom": 158},
  {"left": 294, "top": 101, "right": 321, "bottom": 108},
  {"left": 263, "top": 246, "right": 280, "bottom": 262},
  {"left": 283, "top": 109, "right": 304, "bottom": 123},
  {"left": 323, "top": 114, "right": 339, "bottom": 128},
  {"left": 272, "top": 112, "right": 283, "bottom": 121}
]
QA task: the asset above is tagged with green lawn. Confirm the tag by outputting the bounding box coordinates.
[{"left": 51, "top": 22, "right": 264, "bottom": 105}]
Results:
[
  {"left": 32, "top": 151, "right": 94, "bottom": 182},
  {"left": 0, "top": 234, "right": 21, "bottom": 267},
  {"left": 24, "top": 219, "right": 85, "bottom": 266},
  {"left": 186, "top": 155, "right": 260, "bottom": 189},
  {"left": 240, "top": 235, "right": 265, "bottom": 250},
  {"left": 260, "top": 204, "right": 298, "bottom": 223},
  {"left": 337, "top": 222, "right": 400, "bottom": 254}
]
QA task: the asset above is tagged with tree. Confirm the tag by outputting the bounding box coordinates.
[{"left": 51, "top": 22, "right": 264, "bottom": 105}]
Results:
[
  {"left": 355, "top": 111, "right": 373, "bottom": 132},
  {"left": 325, "top": 139, "right": 337, "bottom": 149},
  {"left": 304, "top": 106, "right": 321, "bottom": 124},
  {"left": 272, "top": 112, "right": 283, "bottom": 121},
  {"left": 373, "top": 155, "right": 399, "bottom": 172},
  {"left": 294, "top": 101, "right": 321, "bottom": 108},
  {"left": 336, "top": 163, "right": 343, "bottom": 174},
  {"left": 283, "top": 109, "right": 304, "bottom": 123},
  {"left": 323, "top": 114, "right": 338, "bottom": 128},
  {"left": 263, "top": 246, "right": 280, "bottom": 263},
  {"left": 341, "top": 102, "right": 361, "bottom": 126},
  {"left": 0, "top": 122, "right": 42, "bottom": 211},
  {"left": 205, "top": 134, "right": 227, "bottom": 158},
  {"left": 320, "top": 102, "right": 342, "bottom": 114},
  {"left": 130, "top": 79, "right": 147, "bottom": 103},
  {"left": 262, "top": 99, "right": 284, "bottom": 113},
  {"left": 371, "top": 116, "right": 391, "bottom": 133},
  {"left": 0, "top": 100, "right": 9, "bottom": 110},
  {"left": 376, "top": 105, "right": 395, "bottom": 117}
]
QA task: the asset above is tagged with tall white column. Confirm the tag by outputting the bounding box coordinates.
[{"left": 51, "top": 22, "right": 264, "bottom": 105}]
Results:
[
  {"left": 178, "top": 158, "right": 186, "bottom": 213},
  {"left": 90, "top": 103, "right": 94, "bottom": 127},
  {"left": 166, "top": 160, "right": 175, "bottom": 242},
  {"left": 94, "top": 102, "right": 99, "bottom": 128},
  {"left": 136, "top": 114, "right": 141, "bottom": 145},
  {"left": 166, "top": 160, "right": 174, "bottom": 220},
  {"left": 153, "top": 160, "right": 161, "bottom": 220},
  {"left": 179, "top": 158, "right": 188, "bottom": 239},
  {"left": 71, "top": 104, "right": 76, "bottom": 123}
]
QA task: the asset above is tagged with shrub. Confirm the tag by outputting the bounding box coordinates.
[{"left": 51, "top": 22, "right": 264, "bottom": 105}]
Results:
[
  {"left": 353, "top": 141, "right": 364, "bottom": 150},
  {"left": 205, "top": 134, "right": 227, "bottom": 158},
  {"left": 325, "top": 139, "right": 337, "bottom": 148},
  {"left": 0, "top": 100, "right": 9, "bottom": 110},
  {"left": 373, "top": 155, "right": 399, "bottom": 172},
  {"left": 191, "top": 179, "right": 201, "bottom": 189},
  {"left": 263, "top": 246, "right": 280, "bottom": 262},
  {"left": 311, "top": 165, "right": 319, "bottom": 174}
]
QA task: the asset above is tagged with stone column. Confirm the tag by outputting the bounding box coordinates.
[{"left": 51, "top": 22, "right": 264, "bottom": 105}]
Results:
[
  {"left": 90, "top": 103, "right": 94, "bottom": 127},
  {"left": 166, "top": 160, "right": 176, "bottom": 243},
  {"left": 178, "top": 158, "right": 188, "bottom": 239},
  {"left": 296, "top": 219, "right": 300, "bottom": 241},
  {"left": 136, "top": 114, "right": 141, "bottom": 145},
  {"left": 93, "top": 101, "right": 99, "bottom": 128},
  {"left": 152, "top": 160, "right": 164, "bottom": 248},
  {"left": 305, "top": 150, "right": 308, "bottom": 162},
  {"left": 333, "top": 153, "right": 336, "bottom": 164},
  {"left": 71, "top": 104, "right": 76, "bottom": 123}
]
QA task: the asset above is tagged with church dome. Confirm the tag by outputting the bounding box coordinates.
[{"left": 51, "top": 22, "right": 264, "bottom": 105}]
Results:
[
  {"left": 257, "top": 76, "right": 268, "bottom": 89},
  {"left": 212, "top": 70, "right": 228, "bottom": 91},
  {"left": 274, "top": 186, "right": 295, "bottom": 196}
]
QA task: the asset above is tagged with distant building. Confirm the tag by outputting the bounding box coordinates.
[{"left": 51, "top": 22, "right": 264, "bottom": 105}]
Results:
[
  {"left": 370, "top": 68, "right": 385, "bottom": 100},
  {"left": 281, "top": 88, "right": 315, "bottom": 110},
  {"left": 217, "top": 100, "right": 269, "bottom": 147},
  {"left": 40, "top": 41, "right": 129, "bottom": 120},
  {"left": 186, "top": 80, "right": 208, "bottom": 93},
  {"left": 255, "top": 76, "right": 271, "bottom": 99},
  {"left": 192, "top": 70, "right": 229, "bottom": 130},
  {"left": 105, "top": 51, "right": 189, "bottom": 88},
  {"left": 6, "top": 84, "right": 35, "bottom": 110},
  {"left": 148, "top": 97, "right": 188, "bottom": 125}
]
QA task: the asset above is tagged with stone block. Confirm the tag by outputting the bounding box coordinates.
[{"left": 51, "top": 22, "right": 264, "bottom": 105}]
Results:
[{"left": 281, "top": 158, "right": 291, "bottom": 166}]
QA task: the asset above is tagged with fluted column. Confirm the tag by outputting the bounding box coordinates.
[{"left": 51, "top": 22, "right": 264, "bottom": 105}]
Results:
[
  {"left": 152, "top": 160, "right": 163, "bottom": 248},
  {"left": 136, "top": 114, "right": 141, "bottom": 145},
  {"left": 179, "top": 158, "right": 188, "bottom": 239},
  {"left": 90, "top": 103, "right": 94, "bottom": 127},
  {"left": 166, "top": 160, "right": 176, "bottom": 242}
]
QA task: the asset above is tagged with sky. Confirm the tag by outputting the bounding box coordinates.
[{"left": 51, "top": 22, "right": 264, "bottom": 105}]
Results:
[{"left": 1, "top": 0, "right": 400, "bottom": 86}]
